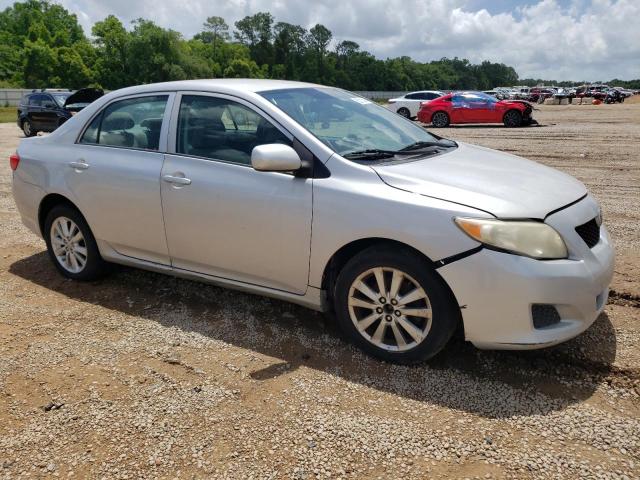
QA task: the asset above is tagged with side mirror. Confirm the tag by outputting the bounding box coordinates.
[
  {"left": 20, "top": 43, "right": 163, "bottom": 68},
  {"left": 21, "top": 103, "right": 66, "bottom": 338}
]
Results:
[{"left": 251, "top": 144, "right": 302, "bottom": 172}]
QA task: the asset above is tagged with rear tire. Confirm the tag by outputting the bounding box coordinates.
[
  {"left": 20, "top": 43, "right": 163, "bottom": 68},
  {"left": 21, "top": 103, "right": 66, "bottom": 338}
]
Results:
[
  {"left": 44, "top": 205, "right": 108, "bottom": 281},
  {"left": 333, "top": 246, "right": 460, "bottom": 364},
  {"left": 22, "top": 119, "right": 36, "bottom": 137},
  {"left": 431, "top": 111, "right": 450, "bottom": 128},
  {"left": 397, "top": 107, "right": 410, "bottom": 118},
  {"left": 503, "top": 110, "right": 522, "bottom": 127}
]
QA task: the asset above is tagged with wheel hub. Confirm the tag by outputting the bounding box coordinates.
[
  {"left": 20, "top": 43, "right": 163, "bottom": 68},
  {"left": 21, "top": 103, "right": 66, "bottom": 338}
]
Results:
[
  {"left": 50, "top": 216, "right": 87, "bottom": 274},
  {"left": 347, "top": 267, "right": 433, "bottom": 352}
]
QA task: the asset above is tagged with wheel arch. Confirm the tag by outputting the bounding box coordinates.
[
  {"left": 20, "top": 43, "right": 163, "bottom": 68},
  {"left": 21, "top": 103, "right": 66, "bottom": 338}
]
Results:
[
  {"left": 38, "top": 193, "right": 84, "bottom": 237},
  {"left": 320, "top": 238, "right": 460, "bottom": 310},
  {"left": 321, "top": 237, "right": 465, "bottom": 342}
]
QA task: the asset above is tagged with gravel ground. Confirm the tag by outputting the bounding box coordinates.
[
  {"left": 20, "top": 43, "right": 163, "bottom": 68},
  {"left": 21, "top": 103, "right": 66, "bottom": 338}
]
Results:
[{"left": 0, "top": 103, "right": 639, "bottom": 479}]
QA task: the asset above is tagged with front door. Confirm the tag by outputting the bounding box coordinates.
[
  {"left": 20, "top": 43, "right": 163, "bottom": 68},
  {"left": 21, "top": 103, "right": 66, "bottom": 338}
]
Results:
[
  {"left": 39, "top": 94, "right": 61, "bottom": 131},
  {"left": 66, "top": 93, "right": 173, "bottom": 264},
  {"left": 27, "top": 94, "right": 45, "bottom": 129},
  {"left": 160, "top": 93, "right": 313, "bottom": 294}
]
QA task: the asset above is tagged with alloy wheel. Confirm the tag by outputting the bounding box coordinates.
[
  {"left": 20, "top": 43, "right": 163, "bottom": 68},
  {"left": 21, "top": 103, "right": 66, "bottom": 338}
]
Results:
[
  {"left": 50, "top": 216, "right": 88, "bottom": 273},
  {"left": 432, "top": 112, "right": 449, "bottom": 127},
  {"left": 347, "top": 267, "right": 432, "bottom": 352}
]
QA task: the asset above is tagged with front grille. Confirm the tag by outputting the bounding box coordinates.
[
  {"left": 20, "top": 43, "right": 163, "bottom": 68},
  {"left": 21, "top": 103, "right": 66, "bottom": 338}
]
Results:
[
  {"left": 575, "top": 218, "right": 600, "bottom": 248},
  {"left": 532, "top": 304, "right": 561, "bottom": 329}
]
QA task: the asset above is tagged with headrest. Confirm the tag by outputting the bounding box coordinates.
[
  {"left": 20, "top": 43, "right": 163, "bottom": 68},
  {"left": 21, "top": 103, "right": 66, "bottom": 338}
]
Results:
[
  {"left": 141, "top": 117, "right": 163, "bottom": 131},
  {"left": 102, "top": 111, "right": 134, "bottom": 131}
]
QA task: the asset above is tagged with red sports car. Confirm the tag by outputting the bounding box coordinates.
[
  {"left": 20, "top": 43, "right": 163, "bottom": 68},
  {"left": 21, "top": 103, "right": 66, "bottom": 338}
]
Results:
[{"left": 417, "top": 92, "right": 535, "bottom": 127}]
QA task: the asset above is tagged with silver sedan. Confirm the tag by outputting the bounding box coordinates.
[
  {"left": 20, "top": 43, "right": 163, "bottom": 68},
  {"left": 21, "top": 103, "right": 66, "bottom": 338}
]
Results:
[{"left": 10, "top": 79, "right": 614, "bottom": 363}]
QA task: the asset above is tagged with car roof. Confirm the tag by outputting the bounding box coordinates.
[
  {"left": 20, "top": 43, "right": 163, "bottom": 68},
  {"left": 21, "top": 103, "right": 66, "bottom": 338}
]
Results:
[{"left": 107, "top": 79, "right": 323, "bottom": 97}]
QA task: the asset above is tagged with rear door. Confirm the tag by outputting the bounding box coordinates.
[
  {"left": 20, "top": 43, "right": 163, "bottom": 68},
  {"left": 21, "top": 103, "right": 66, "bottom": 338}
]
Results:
[
  {"left": 160, "top": 92, "right": 313, "bottom": 294},
  {"left": 66, "top": 93, "right": 174, "bottom": 264}
]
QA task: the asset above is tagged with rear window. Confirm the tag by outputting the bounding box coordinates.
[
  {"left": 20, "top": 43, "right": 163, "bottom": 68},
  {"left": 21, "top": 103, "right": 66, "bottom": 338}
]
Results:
[{"left": 79, "top": 95, "right": 168, "bottom": 151}]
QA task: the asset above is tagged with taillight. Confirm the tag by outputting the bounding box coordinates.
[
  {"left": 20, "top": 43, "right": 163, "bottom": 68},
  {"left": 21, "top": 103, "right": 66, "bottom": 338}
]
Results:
[{"left": 9, "top": 152, "right": 19, "bottom": 171}]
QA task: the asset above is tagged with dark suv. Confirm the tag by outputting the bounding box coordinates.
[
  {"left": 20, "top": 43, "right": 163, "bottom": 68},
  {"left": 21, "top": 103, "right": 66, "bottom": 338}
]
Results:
[{"left": 17, "top": 88, "right": 104, "bottom": 137}]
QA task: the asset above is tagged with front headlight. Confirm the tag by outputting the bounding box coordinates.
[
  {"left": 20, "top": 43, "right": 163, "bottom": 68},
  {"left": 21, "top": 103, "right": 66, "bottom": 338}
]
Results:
[{"left": 454, "top": 217, "right": 568, "bottom": 259}]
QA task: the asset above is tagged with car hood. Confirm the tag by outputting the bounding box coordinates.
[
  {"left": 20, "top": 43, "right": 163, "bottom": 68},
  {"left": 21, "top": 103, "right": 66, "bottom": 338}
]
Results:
[
  {"left": 372, "top": 142, "right": 587, "bottom": 218},
  {"left": 63, "top": 88, "right": 104, "bottom": 108}
]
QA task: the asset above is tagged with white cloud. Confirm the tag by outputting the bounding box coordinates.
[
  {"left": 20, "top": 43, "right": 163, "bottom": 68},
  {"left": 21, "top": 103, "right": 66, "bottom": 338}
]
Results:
[{"left": 2, "top": 0, "right": 638, "bottom": 80}]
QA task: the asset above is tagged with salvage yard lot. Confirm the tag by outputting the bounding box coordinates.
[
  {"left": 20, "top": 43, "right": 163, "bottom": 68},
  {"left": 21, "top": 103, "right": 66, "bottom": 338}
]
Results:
[{"left": 0, "top": 103, "right": 639, "bottom": 479}]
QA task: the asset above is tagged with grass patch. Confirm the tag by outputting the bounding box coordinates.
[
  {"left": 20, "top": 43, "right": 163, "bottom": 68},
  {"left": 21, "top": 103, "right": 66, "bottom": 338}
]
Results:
[{"left": 0, "top": 107, "right": 17, "bottom": 123}]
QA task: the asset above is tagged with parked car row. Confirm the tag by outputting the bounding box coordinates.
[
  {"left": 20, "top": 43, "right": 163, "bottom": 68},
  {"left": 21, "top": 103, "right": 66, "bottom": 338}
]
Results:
[
  {"left": 387, "top": 90, "right": 536, "bottom": 127},
  {"left": 497, "top": 85, "right": 637, "bottom": 103}
]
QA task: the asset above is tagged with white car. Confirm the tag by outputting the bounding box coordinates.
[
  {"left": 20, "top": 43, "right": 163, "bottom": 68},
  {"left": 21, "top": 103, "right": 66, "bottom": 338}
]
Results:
[{"left": 387, "top": 91, "right": 444, "bottom": 119}]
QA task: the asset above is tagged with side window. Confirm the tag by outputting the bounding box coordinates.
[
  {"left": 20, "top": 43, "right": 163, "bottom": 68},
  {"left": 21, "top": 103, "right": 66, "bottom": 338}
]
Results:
[
  {"left": 405, "top": 93, "right": 419, "bottom": 100},
  {"left": 177, "top": 95, "right": 290, "bottom": 166},
  {"left": 79, "top": 95, "right": 168, "bottom": 151},
  {"left": 29, "top": 95, "right": 43, "bottom": 106},
  {"left": 41, "top": 95, "right": 57, "bottom": 109},
  {"left": 81, "top": 113, "right": 102, "bottom": 144}
]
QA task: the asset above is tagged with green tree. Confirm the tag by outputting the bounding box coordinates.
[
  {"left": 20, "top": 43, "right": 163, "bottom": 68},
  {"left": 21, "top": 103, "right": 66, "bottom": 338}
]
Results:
[
  {"left": 22, "top": 39, "right": 56, "bottom": 87},
  {"left": 234, "top": 12, "right": 274, "bottom": 68},
  {"left": 92, "top": 15, "right": 130, "bottom": 88},
  {"left": 201, "top": 16, "right": 229, "bottom": 57},
  {"left": 273, "top": 22, "right": 306, "bottom": 79},
  {"left": 223, "top": 58, "right": 263, "bottom": 78},
  {"left": 307, "top": 24, "right": 332, "bottom": 83}
]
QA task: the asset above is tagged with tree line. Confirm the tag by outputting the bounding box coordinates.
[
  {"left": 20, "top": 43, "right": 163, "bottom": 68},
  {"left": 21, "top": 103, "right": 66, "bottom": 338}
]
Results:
[{"left": 1, "top": 0, "right": 638, "bottom": 92}]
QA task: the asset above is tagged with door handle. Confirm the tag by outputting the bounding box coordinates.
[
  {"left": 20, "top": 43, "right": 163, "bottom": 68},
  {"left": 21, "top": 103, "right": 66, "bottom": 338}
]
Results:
[
  {"left": 68, "top": 161, "right": 89, "bottom": 170},
  {"left": 162, "top": 175, "right": 191, "bottom": 186}
]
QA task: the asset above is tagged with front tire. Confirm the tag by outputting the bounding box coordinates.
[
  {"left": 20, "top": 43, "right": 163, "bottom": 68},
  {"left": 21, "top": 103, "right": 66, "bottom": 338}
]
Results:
[
  {"left": 431, "top": 111, "right": 450, "bottom": 128},
  {"left": 22, "top": 119, "right": 36, "bottom": 137},
  {"left": 44, "top": 205, "right": 108, "bottom": 281},
  {"left": 503, "top": 110, "right": 522, "bottom": 127},
  {"left": 333, "top": 246, "right": 460, "bottom": 364}
]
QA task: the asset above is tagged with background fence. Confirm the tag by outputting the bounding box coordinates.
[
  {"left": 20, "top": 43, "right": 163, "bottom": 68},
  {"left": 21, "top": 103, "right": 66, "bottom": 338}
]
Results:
[
  {"left": 0, "top": 89, "right": 32, "bottom": 107},
  {"left": 353, "top": 91, "right": 406, "bottom": 100}
]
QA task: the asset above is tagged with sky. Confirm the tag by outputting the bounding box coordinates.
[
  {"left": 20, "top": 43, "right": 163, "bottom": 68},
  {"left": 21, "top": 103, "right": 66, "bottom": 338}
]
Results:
[{"left": 4, "top": 0, "right": 639, "bottom": 81}]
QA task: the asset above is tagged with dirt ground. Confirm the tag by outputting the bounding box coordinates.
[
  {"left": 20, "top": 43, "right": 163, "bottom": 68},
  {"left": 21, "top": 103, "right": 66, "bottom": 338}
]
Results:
[{"left": 0, "top": 103, "right": 638, "bottom": 480}]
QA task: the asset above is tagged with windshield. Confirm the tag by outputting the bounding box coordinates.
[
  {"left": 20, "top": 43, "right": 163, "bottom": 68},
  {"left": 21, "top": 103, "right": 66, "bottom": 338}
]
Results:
[
  {"left": 259, "top": 87, "right": 443, "bottom": 156},
  {"left": 52, "top": 93, "right": 71, "bottom": 107}
]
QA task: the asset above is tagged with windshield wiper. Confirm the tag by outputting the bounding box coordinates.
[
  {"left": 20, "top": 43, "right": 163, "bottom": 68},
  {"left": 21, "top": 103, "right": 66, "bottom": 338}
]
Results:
[
  {"left": 343, "top": 141, "right": 457, "bottom": 160},
  {"left": 342, "top": 149, "right": 397, "bottom": 159},
  {"left": 398, "top": 140, "right": 456, "bottom": 151}
]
